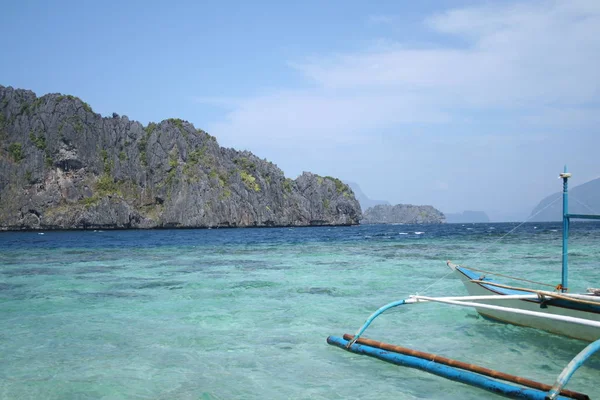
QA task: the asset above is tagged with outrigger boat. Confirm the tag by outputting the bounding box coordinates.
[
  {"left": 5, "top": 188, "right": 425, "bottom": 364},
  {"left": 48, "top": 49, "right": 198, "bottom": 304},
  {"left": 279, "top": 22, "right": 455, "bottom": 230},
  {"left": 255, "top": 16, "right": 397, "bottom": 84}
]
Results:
[{"left": 328, "top": 169, "right": 600, "bottom": 400}]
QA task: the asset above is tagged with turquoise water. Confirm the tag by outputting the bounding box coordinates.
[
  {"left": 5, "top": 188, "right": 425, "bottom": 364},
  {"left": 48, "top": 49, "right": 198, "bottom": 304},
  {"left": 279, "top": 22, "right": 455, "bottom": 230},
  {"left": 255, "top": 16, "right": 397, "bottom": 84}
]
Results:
[{"left": 1, "top": 223, "right": 599, "bottom": 399}]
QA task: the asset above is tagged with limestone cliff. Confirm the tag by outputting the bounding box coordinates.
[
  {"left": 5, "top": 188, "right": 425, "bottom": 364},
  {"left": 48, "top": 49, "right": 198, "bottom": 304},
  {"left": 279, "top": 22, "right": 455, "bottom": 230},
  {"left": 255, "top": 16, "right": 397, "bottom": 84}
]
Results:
[
  {"left": 0, "top": 86, "right": 361, "bottom": 230},
  {"left": 361, "top": 204, "right": 445, "bottom": 224}
]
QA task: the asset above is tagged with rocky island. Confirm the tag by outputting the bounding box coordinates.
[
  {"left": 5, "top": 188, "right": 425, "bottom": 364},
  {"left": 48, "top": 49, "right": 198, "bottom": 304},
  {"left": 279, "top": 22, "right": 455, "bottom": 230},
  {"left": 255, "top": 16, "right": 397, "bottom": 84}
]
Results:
[
  {"left": 361, "top": 204, "right": 445, "bottom": 224},
  {"left": 0, "top": 85, "right": 361, "bottom": 230}
]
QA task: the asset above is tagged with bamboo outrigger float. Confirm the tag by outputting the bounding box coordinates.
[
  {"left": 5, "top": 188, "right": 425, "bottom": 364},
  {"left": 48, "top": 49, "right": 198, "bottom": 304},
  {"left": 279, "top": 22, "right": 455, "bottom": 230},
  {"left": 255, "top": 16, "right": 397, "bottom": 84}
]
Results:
[{"left": 328, "top": 168, "right": 599, "bottom": 399}]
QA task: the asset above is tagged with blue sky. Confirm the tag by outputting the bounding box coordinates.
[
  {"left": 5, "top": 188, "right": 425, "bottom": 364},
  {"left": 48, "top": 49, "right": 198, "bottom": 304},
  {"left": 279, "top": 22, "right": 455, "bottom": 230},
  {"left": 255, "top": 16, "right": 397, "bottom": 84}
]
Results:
[{"left": 2, "top": 0, "right": 599, "bottom": 220}]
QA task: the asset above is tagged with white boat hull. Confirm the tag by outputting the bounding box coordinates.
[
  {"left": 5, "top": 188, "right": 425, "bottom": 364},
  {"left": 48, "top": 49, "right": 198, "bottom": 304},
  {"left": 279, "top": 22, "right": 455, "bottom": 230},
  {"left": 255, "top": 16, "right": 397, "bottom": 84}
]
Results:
[{"left": 450, "top": 264, "right": 600, "bottom": 342}]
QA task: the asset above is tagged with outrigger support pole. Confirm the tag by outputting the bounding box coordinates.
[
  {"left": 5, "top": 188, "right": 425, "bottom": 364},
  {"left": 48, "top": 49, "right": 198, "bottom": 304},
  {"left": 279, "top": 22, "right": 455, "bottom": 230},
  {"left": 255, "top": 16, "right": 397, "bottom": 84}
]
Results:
[
  {"left": 546, "top": 338, "right": 600, "bottom": 400},
  {"left": 347, "top": 293, "right": 600, "bottom": 348},
  {"left": 346, "top": 294, "right": 539, "bottom": 347},
  {"left": 346, "top": 299, "right": 408, "bottom": 347}
]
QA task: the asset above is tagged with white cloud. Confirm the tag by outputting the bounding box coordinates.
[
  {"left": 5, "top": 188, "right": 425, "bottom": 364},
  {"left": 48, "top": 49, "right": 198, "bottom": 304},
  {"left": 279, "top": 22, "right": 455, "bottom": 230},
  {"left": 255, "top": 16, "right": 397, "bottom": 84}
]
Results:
[
  {"left": 292, "top": 2, "right": 600, "bottom": 108},
  {"left": 202, "top": 0, "right": 600, "bottom": 214},
  {"left": 209, "top": 90, "right": 451, "bottom": 151},
  {"left": 211, "top": 0, "right": 599, "bottom": 141}
]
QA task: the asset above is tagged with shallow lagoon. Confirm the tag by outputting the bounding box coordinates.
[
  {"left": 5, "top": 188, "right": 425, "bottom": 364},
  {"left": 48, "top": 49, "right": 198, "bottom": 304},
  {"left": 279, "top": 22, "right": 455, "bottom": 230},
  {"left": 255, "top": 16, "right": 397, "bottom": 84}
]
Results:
[{"left": 1, "top": 223, "right": 599, "bottom": 399}]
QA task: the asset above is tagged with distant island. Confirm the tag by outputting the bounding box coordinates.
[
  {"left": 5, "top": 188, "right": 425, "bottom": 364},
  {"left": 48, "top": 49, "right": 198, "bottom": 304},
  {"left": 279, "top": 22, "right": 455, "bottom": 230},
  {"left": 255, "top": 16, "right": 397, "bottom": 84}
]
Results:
[
  {"left": 445, "top": 210, "right": 490, "bottom": 223},
  {"left": 529, "top": 177, "right": 600, "bottom": 221},
  {"left": 362, "top": 204, "right": 445, "bottom": 224},
  {"left": 0, "top": 85, "right": 361, "bottom": 230}
]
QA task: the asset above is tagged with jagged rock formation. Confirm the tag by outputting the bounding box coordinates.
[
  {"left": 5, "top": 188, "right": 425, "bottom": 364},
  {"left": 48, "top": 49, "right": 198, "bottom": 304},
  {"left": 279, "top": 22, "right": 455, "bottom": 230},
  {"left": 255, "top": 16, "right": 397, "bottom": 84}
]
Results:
[
  {"left": 529, "top": 177, "right": 600, "bottom": 221},
  {"left": 0, "top": 85, "right": 361, "bottom": 230},
  {"left": 361, "top": 204, "right": 445, "bottom": 224},
  {"left": 445, "top": 210, "right": 490, "bottom": 223}
]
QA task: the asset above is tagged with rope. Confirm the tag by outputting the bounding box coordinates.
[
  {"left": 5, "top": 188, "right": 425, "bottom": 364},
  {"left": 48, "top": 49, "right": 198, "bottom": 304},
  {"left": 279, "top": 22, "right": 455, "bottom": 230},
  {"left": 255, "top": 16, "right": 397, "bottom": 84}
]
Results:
[
  {"left": 570, "top": 195, "right": 600, "bottom": 215},
  {"left": 468, "top": 280, "right": 600, "bottom": 307},
  {"left": 414, "top": 195, "right": 562, "bottom": 295},
  {"left": 414, "top": 269, "right": 457, "bottom": 295},
  {"left": 466, "top": 195, "right": 561, "bottom": 262},
  {"left": 463, "top": 266, "right": 556, "bottom": 288}
]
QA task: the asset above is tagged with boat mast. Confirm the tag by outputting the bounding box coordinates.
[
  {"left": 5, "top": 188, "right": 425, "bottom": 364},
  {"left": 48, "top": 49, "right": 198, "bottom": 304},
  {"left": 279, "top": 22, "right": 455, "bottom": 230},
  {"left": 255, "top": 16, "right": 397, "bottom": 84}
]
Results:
[{"left": 560, "top": 166, "right": 571, "bottom": 293}]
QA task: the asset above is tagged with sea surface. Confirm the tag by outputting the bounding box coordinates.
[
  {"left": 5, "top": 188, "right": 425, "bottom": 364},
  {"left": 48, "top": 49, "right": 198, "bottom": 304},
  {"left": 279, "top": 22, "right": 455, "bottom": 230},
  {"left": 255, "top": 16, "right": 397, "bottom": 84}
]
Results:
[{"left": 1, "top": 222, "right": 600, "bottom": 399}]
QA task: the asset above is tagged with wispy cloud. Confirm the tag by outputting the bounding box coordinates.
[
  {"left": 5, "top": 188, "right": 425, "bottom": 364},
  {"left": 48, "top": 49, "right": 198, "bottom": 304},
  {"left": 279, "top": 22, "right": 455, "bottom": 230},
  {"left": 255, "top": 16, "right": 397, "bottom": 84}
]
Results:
[
  {"left": 209, "top": 89, "right": 452, "bottom": 149},
  {"left": 204, "top": 0, "right": 600, "bottom": 214},
  {"left": 293, "top": 2, "right": 600, "bottom": 108}
]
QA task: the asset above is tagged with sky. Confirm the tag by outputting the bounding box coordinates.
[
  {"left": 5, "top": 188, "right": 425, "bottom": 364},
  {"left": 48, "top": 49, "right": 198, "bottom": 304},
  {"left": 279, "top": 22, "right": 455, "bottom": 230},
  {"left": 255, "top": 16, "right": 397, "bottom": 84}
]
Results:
[{"left": 2, "top": 0, "right": 599, "bottom": 221}]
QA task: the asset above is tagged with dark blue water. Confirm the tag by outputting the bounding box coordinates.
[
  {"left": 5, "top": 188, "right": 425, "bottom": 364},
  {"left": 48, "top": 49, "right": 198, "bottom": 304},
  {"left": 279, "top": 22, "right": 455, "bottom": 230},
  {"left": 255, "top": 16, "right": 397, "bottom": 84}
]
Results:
[{"left": 2, "top": 221, "right": 596, "bottom": 249}]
